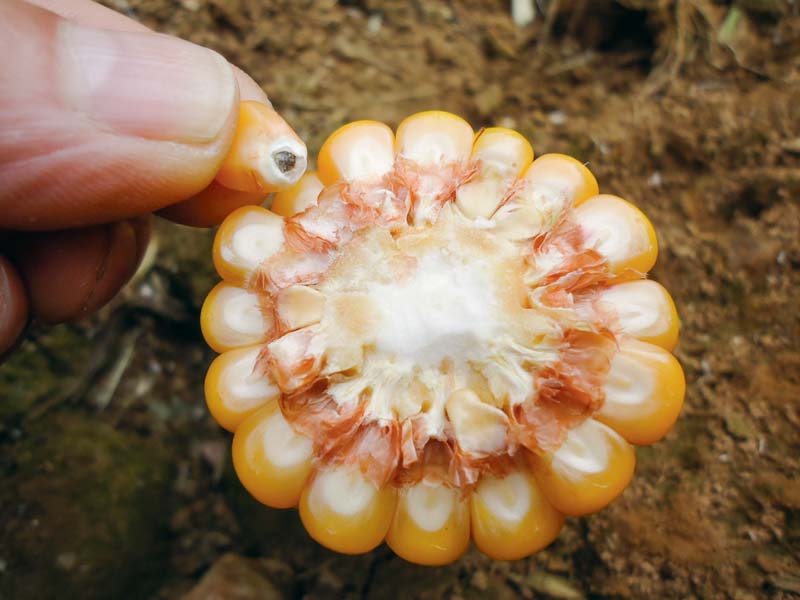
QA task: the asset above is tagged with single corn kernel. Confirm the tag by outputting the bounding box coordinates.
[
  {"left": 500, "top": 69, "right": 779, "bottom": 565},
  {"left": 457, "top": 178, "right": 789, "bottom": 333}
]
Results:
[
  {"left": 204, "top": 345, "right": 280, "bottom": 432},
  {"left": 523, "top": 153, "right": 599, "bottom": 207},
  {"left": 594, "top": 339, "right": 686, "bottom": 445},
  {"left": 201, "top": 282, "right": 272, "bottom": 353},
  {"left": 202, "top": 111, "right": 684, "bottom": 565},
  {"left": 299, "top": 465, "right": 397, "bottom": 555},
  {"left": 318, "top": 121, "right": 396, "bottom": 185},
  {"left": 573, "top": 194, "right": 658, "bottom": 274},
  {"left": 395, "top": 111, "right": 474, "bottom": 164},
  {"left": 232, "top": 400, "right": 314, "bottom": 508},
  {"left": 386, "top": 482, "right": 470, "bottom": 566},
  {"left": 212, "top": 205, "right": 285, "bottom": 286},
  {"left": 470, "top": 468, "right": 564, "bottom": 561},
  {"left": 595, "top": 279, "right": 680, "bottom": 350},
  {"left": 216, "top": 101, "right": 308, "bottom": 193},
  {"left": 530, "top": 419, "right": 636, "bottom": 516}
]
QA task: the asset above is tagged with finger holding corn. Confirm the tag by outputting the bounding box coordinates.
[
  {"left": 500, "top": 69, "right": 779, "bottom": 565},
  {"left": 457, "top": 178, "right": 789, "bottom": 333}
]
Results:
[{"left": 201, "top": 110, "right": 685, "bottom": 564}]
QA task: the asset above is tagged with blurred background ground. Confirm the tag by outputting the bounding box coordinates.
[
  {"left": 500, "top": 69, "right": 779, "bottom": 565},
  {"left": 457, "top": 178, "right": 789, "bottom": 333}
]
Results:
[{"left": 1, "top": 0, "right": 799, "bottom": 598}]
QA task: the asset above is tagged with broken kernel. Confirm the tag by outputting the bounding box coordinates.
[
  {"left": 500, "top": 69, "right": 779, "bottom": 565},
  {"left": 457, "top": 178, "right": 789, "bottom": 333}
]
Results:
[{"left": 202, "top": 111, "right": 684, "bottom": 564}]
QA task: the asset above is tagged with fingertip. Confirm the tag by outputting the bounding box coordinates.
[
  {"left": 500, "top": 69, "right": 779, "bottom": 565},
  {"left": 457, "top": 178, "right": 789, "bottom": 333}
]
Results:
[
  {"left": 0, "top": 255, "right": 29, "bottom": 358},
  {"left": 130, "top": 214, "right": 152, "bottom": 262},
  {"left": 232, "top": 64, "right": 270, "bottom": 104},
  {"left": 12, "top": 220, "right": 143, "bottom": 324}
]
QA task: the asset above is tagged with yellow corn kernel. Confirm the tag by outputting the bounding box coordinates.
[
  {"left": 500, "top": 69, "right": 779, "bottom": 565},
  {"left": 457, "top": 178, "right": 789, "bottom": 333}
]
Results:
[
  {"left": 204, "top": 345, "right": 280, "bottom": 432},
  {"left": 386, "top": 482, "right": 470, "bottom": 566},
  {"left": 271, "top": 172, "right": 324, "bottom": 217},
  {"left": 523, "top": 153, "right": 599, "bottom": 207},
  {"left": 216, "top": 101, "right": 307, "bottom": 193},
  {"left": 531, "top": 419, "right": 635, "bottom": 516},
  {"left": 201, "top": 282, "right": 271, "bottom": 353},
  {"left": 573, "top": 194, "right": 658, "bottom": 274},
  {"left": 395, "top": 110, "right": 474, "bottom": 164},
  {"left": 317, "top": 121, "right": 395, "bottom": 185},
  {"left": 232, "top": 400, "right": 314, "bottom": 509},
  {"left": 212, "top": 205, "right": 285, "bottom": 286},
  {"left": 596, "top": 279, "right": 680, "bottom": 351},
  {"left": 595, "top": 339, "right": 686, "bottom": 445},
  {"left": 158, "top": 180, "right": 266, "bottom": 228},
  {"left": 472, "top": 127, "right": 535, "bottom": 175},
  {"left": 470, "top": 469, "right": 564, "bottom": 560},
  {"left": 455, "top": 127, "right": 534, "bottom": 220},
  {"left": 299, "top": 465, "right": 397, "bottom": 554}
]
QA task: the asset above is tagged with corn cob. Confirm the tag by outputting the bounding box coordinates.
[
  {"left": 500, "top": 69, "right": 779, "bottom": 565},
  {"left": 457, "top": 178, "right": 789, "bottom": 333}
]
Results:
[{"left": 202, "top": 110, "right": 684, "bottom": 565}]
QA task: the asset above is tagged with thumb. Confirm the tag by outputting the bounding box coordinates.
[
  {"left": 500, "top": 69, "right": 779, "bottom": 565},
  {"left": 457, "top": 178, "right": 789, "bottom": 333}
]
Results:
[{"left": 0, "top": 0, "right": 241, "bottom": 230}]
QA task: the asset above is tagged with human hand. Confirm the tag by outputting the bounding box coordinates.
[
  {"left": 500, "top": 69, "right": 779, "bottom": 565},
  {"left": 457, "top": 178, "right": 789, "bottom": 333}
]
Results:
[{"left": 0, "top": 0, "right": 303, "bottom": 356}]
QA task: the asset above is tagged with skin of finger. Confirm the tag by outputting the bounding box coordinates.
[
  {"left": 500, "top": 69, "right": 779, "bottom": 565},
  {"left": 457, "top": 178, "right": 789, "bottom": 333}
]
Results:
[
  {"left": 11, "top": 220, "right": 144, "bottom": 324},
  {"left": 23, "top": 0, "right": 270, "bottom": 104},
  {"left": 130, "top": 214, "right": 152, "bottom": 264},
  {"left": 157, "top": 181, "right": 266, "bottom": 228},
  {"left": 0, "top": 1, "right": 243, "bottom": 230},
  {"left": 0, "top": 255, "right": 29, "bottom": 356}
]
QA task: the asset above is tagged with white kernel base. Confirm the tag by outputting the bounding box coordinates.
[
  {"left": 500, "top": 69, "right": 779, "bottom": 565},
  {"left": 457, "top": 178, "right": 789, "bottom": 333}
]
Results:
[
  {"left": 475, "top": 472, "right": 531, "bottom": 523},
  {"left": 262, "top": 410, "right": 313, "bottom": 469},
  {"left": 404, "top": 483, "right": 457, "bottom": 532},
  {"left": 220, "top": 347, "right": 279, "bottom": 411},
  {"left": 308, "top": 466, "right": 378, "bottom": 517}
]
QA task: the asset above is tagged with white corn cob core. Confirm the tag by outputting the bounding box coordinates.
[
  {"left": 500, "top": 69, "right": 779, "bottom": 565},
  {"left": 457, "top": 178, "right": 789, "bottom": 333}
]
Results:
[{"left": 368, "top": 248, "right": 503, "bottom": 363}]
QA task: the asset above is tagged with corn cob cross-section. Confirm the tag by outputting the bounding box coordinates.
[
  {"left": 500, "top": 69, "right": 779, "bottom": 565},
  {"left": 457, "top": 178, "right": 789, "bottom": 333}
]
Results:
[{"left": 202, "top": 111, "right": 685, "bottom": 565}]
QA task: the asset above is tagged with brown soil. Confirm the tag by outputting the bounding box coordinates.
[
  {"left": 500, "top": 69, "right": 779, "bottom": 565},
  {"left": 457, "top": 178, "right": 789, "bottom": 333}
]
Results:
[{"left": 1, "top": 1, "right": 798, "bottom": 599}]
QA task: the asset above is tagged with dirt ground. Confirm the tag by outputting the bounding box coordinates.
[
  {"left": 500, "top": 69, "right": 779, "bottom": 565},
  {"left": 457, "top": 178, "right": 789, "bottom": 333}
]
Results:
[{"left": 1, "top": 1, "right": 799, "bottom": 599}]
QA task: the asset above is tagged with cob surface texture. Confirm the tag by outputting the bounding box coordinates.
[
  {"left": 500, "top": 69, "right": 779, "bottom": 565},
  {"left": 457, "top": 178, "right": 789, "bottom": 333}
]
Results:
[{"left": 202, "top": 110, "right": 684, "bottom": 565}]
